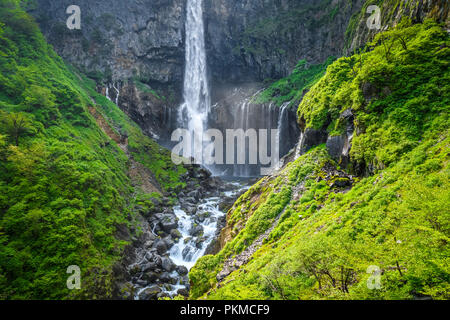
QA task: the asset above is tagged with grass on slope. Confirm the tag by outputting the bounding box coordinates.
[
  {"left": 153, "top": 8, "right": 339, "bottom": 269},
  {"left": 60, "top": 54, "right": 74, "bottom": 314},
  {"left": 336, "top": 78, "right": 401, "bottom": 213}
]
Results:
[
  {"left": 0, "top": 0, "right": 183, "bottom": 299},
  {"left": 254, "top": 57, "right": 335, "bottom": 107},
  {"left": 190, "top": 20, "right": 450, "bottom": 300}
]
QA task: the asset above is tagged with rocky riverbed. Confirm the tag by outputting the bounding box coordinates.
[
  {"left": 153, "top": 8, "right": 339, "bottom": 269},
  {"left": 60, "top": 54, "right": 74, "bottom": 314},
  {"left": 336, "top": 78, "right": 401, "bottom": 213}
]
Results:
[{"left": 114, "top": 164, "right": 250, "bottom": 300}]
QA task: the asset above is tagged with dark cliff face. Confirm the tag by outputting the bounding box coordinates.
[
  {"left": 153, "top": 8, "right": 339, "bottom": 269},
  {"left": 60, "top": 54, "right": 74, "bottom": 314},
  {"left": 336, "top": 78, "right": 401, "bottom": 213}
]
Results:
[
  {"left": 32, "top": 0, "right": 185, "bottom": 87},
  {"left": 31, "top": 0, "right": 448, "bottom": 87},
  {"left": 204, "top": 0, "right": 365, "bottom": 85},
  {"left": 31, "top": 0, "right": 366, "bottom": 87}
]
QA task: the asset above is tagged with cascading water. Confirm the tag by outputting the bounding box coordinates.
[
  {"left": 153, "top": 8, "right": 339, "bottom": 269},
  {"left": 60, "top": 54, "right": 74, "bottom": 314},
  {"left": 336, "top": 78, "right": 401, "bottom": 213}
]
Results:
[
  {"left": 231, "top": 89, "right": 274, "bottom": 177},
  {"left": 134, "top": 0, "right": 298, "bottom": 300},
  {"left": 140, "top": 0, "right": 234, "bottom": 297},
  {"left": 230, "top": 94, "right": 295, "bottom": 177},
  {"left": 274, "top": 101, "right": 290, "bottom": 169},
  {"left": 277, "top": 102, "right": 290, "bottom": 147},
  {"left": 113, "top": 82, "right": 120, "bottom": 105},
  {"left": 295, "top": 132, "right": 305, "bottom": 159},
  {"left": 150, "top": 183, "right": 249, "bottom": 298},
  {"left": 178, "top": 0, "right": 210, "bottom": 162},
  {"left": 169, "top": 185, "right": 248, "bottom": 270},
  {"left": 105, "top": 82, "right": 120, "bottom": 105}
]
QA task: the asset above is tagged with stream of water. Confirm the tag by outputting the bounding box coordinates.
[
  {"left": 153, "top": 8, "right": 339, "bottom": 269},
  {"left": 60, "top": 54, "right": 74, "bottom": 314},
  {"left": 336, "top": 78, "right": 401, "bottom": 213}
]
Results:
[
  {"left": 162, "top": 182, "right": 249, "bottom": 296},
  {"left": 135, "top": 0, "right": 251, "bottom": 299}
]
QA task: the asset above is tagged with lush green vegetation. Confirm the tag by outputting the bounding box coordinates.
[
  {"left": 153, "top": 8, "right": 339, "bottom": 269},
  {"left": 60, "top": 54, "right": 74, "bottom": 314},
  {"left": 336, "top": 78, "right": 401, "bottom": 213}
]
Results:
[
  {"left": 0, "top": 1, "right": 183, "bottom": 299},
  {"left": 299, "top": 19, "right": 449, "bottom": 171},
  {"left": 0, "top": 0, "right": 448, "bottom": 301},
  {"left": 190, "top": 20, "right": 449, "bottom": 300},
  {"left": 345, "top": 0, "right": 427, "bottom": 50},
  {"left": 255, "top": 57, "right": 335, "bottom": 107}
]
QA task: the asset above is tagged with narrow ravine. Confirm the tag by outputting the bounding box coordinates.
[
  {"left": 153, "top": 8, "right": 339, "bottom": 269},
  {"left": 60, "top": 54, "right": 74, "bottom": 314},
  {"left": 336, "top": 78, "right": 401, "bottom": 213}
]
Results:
[
  {"left": 163, "top": 181, "right": 249, "bottom": 296},
  {"left": 132, "top": 178, "right": 249, "bottom": 299}
]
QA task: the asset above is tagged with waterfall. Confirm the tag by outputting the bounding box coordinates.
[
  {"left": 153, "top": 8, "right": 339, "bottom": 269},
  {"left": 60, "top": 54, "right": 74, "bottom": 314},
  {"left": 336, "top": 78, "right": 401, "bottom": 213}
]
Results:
[
  {"left": 112, "top": 82, "right": 120, "bottom": 105},
  {"left": 105, "top": 86, "right": 111, "bottom": 101},
  {"left": 231, "top": 89, "right": 265, "bottom": 177},
  {"left": 178, "top": 0, "right": 210, "bottom": 163},
  {"left": 105, "top": 82, "right": 120, "bottom": 105},
  {"left": 277, "top": 101, "right": 290, "bottom": 147},
  {"left": 295, "top": 131, "right": 305, "bottom": 159}
]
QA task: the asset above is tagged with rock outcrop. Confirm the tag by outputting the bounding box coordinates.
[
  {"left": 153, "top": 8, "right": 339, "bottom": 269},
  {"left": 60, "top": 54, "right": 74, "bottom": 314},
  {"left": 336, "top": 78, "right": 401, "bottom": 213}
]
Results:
[
  {"left": 346, "top": 0, "right": 449, "bottom": 54},
  {"left": 205, "top": 0, "right": 366, "bottom": 84},
  {"left": 32, "top": 0, "right": 185, "bottom": 86},
  {"left": 31, "top": 0, "right": 366, "bottom": 86}
]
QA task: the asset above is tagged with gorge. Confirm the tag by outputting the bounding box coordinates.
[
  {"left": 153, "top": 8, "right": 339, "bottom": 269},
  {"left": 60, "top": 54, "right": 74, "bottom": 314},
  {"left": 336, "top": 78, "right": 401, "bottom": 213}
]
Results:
[{"left": 0, "top": 0, "right": 448, "bottom": 301}]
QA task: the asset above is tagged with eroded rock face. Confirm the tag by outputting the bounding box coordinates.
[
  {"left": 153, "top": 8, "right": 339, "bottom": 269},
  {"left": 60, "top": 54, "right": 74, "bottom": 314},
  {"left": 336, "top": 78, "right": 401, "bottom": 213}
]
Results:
[
  {"left": 30, "top": 0, "right": 363, "bottom": 149},
  {"left": 204, "top": 0, "right": 366, "bottom": 84},
  {"left": 111, "top": 162, "right": 244, "bottom": 300},
  {"left": 347, "top": 0, "right": 449, "bottom": 54},
  {"left": 32, "top": 0, "right": 185, "bottom": 85},
  {"left": 208, "top": 84, "right": 300, "bottom": 177},
  {"left": 31, "top": 0, "right": 368, "bottom": 86}
]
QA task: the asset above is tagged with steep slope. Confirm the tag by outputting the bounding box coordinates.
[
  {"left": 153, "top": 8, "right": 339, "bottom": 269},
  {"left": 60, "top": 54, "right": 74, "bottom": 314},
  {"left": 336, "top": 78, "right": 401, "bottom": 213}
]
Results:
[
  {"left": 0, "top": 1, "right": 185, "bottom": 299},
  {"left": 346, "top": 0, "right": 449, "bottom": 53},
  {"left": 189, "top": 20, "right": 449, "bottom": 300},
  {"left": 30, "top": 0, "right": 448, "bottom": 151}
]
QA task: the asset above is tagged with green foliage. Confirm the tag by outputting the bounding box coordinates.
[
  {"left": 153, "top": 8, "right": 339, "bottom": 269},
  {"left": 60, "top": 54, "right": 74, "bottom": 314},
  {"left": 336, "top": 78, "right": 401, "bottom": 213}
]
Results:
[
  {"left": 0, "top": 2, "right": 183, "bottom": 299},
  {"left": 255, "top": 57, "right": 335, "bottom": 106},
  {"left": 299, "top": 20, "right": 450, "bottom": 170},
  {"left": 191, "top": 21, "right": 450, "bottom": 300}
]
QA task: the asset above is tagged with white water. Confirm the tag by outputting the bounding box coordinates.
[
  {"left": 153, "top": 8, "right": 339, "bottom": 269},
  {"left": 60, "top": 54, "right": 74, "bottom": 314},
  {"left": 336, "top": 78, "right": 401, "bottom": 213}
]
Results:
[
  {"left": 295, "top": 131, "right": 305, "bottom": 159},
  {"left": 231, "top": 95, "right": 292, "bottom": 176},
  {"left": 276, "top": 101, "right": 290, "bottom": 147},
  {"left": 274, "top": 101, "right": 290, "bottom": 169},
  {"left": 231, "top": 89, "right": 267, "bottom": 177},
  {"left": 105, "top": 86, "right": 111, "bottom": 101},
  {"left": 178, "top": 0, "right": 210, "bottom": 163},
  {"left": 113, "top": 82, "right": 120, "bottom": 105},
  {"left": 105, "top": 82, "right": 120, "bottom": 106},
  {"left": 158, "top": 183, "right": 249, "bottom": 297},
  {"left": 170, "top": 198, "right": 225, "bottom": 269},
  {"left": 171, "top": 1, "right": 216, "bottom": 268},
  {"left": 143, "top": 0, "right": 243, "bottom": 298},
  {"left": 169, "top": 184, "right": 249, "bottom": 270}
]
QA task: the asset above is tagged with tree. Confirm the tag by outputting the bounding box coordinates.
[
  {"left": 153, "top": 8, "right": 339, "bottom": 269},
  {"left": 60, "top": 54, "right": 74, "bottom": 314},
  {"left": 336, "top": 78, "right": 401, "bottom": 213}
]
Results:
[{"left": 2, "top": 112, "right": 32, "bottom": 146}]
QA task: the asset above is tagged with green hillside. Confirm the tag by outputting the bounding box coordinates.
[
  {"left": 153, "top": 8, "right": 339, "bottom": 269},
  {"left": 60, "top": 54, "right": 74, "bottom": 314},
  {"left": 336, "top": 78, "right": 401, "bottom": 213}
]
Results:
[
  {"left": 189, "top": 20, "right": 450, "bottom": 300},
  {"left": 0, "top": 0, "right": 184, "bottom": 299}
]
